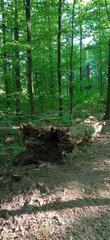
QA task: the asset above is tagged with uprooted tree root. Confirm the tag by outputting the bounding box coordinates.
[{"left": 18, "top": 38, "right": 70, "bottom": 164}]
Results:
[{"left": 14, "top": 124, "right": 91, "bottom": 165}]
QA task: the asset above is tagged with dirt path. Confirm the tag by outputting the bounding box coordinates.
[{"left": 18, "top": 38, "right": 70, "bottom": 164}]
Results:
[{"left": 0, "top": 124, "right": 110, "bottom": 239}]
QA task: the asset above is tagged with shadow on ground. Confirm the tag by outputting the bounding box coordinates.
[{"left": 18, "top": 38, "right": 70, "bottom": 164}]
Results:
[{"left": 0, "top": 197, "right": 110, "bottom": 219}]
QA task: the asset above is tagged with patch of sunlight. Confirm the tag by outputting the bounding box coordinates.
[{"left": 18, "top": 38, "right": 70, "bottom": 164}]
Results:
[
  {"left": 74, "top": 36, "right": 94, "bottom": 46},
  {"left": 83, "top": 36, "right": 94, "bottom": 46},
  {"left": 98, "top": 189, "right": 110, "bottom": 198},
  {"left": 67, "top": 0, "right": 91, "bottom": 5},
  {"left": 104, "top": 160, "right": 110, "bottom": 164},
  {"left": 83, "top": 0, "right": 91, "bottom": 5},
  {"left": 12, "top": 126, "right": 20, "bottom": 130},
  {"left": 22, "top": 88, "right": 27, "bottom": 94},
  {"left": 0, "top": 89, "right": 5, "bottom": 94}
]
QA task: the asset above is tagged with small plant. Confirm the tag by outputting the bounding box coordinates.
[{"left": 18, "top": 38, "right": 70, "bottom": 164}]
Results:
[{"left": 9, "top": 143, "right": 25, "bottom": 153}]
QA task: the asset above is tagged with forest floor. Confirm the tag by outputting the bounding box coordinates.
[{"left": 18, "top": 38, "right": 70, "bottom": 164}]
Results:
[{"left": 0, "top": 120, "right": 110, "bottom": 240}]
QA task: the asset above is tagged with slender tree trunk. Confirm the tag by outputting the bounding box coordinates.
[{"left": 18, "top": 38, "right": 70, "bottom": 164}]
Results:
[
  {"left": 14, "top": 0, "right": 21, "bottom": 113},
  {"left": 104, "top": 0, "right": 110, "bottom": 119},
  {"left": 48, "top": 15, "right": 54, "bottom": 96},
  {"left": 69, "top": 0, "right": 76, "bottom": 114},
  {"left": 99, "top": 4, "right": 103, "bottom": 96},
  {"left": 79, "top": 0, "right": 83, "bottom": 91},
  {"left": 49, "top": 44, "right": 54, "bottom": 94},
  {"left": 65, "top": 37, "right": 70, "bottom": 96},
  {"left": 23, "top": 0, "right": 34, "bottom": 114},
  {"left": 79, "top": 22, "right": 83, "bottom": 91},
  {"left": 99, "top": 35, "right": 103, "bottom": 96},
  {"left": 104, "top": 37, "right": 110, "bottom": 119},
  {"left": 86, "top": 63, "right": 90, "bottom": 81},
  {"left": 58, "top": 0, "right": 63, "bottom": 116},
  {"left": 1, "top": 0, "right": 10, "bottom": 108}
]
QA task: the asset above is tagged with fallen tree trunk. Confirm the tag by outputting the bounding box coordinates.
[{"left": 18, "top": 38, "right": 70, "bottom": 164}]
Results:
[{"left": 15, "top": 124, "right": 75, "bottom": 165}]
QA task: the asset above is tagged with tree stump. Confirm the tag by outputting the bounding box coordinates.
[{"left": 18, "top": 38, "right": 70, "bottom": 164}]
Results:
[{"left": 15, "top": 124, "right": 74, "bottom": 165}]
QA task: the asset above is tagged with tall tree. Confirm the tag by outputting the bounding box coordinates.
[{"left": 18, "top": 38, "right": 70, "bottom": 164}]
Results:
[
  {"left": 1, "top": 0, "right": 9, "bottom": 108},
  {"left": 23, "top": 0, "right": 34, "bottom": 114},
  {"left": 98, "top": 3, "right": 103, "bottom": 96},
  {"left": 44, "top": 0, "right": 55, "bottom": 97},
  {"left": 104, "top": 0, "right": 110, "bottom": 119},
  {"left": 79, "top": 0, "right": 83, "bottom": 91},
  {"left": 58, "top": 0, "right": 63, "bottom": 116},
  {"left": 14, "top": 0, "right": 21, "bottom": 113},
  {"left": 48, "top": 15, "right": 54, "bottom": 97},
  {"left": 69, "top": 0, "right": 76, "bottom": 114}
]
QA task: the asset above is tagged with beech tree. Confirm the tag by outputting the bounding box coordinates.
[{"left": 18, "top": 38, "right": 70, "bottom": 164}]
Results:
[
  {"left": 104, "top": 0, "right": 110, "bottom": 119},
  {"left": 23, "top": 0, "right": 34, "bottom": 114},
  {"left": 14, "top": 0, "right": 21, "bottom": 113},
  {"left": 58, "top": 0, "right": 63, "bottom": 116},
  {"left": 1, "top": 0, "right": 9, "bottom": 108},
  {"left": 69, "top": 0, "right": 76, "bottom": 114},
  {"left": 79, "top": 0, "right": 83, "bottom": 91}
]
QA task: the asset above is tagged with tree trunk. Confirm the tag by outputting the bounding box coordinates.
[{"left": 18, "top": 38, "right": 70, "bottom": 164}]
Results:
[
  {"left": 69, "top": 0, "right": 76, "bottom": 114},
  {"left": 58, "top": 0, "right": 63, "bottom": 116},
  {"left": 24, "top": 0, "right": 34, "bottom": 114},
  {"left": 14, "top": 0, "right": 21, "bottom": 113},
  {"left": 99, "top": 35, "right": 103, "bottom": 96},
  {"left": 99, "top": 4, "right": 103, "bottom": 96},
  {"left": 104, "top": 0, "right": 110, "bottom": 119},
  {"left": 49, "top": 41, "right": 54, "bottom": 96},
  {"left": 104, "top": 37, "right": 110, "bottom": 119},
  {"left": 79, "top": 1, "right": 83, "bottom": 91},
  {"left": 86, "top": 63, "right": 91, "bottom": 81},
  {"left": 47, "top": 13, "right": 54, "bottom": 97},
  {"left": 1, "top": 0, "right": 10, "bottom": 108}
]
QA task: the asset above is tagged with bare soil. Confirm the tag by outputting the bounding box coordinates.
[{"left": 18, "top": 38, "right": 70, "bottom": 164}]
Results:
[{"left": 0, "top": 123, "right": 110, "bottom": 240}]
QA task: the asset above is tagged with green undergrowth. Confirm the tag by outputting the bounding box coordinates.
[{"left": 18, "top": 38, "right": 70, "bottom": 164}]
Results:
[
  {"left": 66, "top": 141, "right": 95, "bottom": 165},
  {"left": 0, "top": 91, "right": 105, "bottom": 128}
]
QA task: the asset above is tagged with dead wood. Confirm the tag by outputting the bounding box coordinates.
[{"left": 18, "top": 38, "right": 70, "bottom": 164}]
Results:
[
  {"left": 14, "top": 123, "right": 92, "bottom": 166},
  {"left": 15, "top": 124, "right": 74, "bottom": 165}
]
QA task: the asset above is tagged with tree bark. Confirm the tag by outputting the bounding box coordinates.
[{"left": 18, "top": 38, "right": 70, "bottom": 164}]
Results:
[
  {"left": 58, "top": 0, "right": 63, "bottom": 116},
  {"left": 104, "top": 37, "right": 110, "bottom": 119},
  {"left": 23, "top": 0, "right": 35, "bottom": 114},
  {"left": 104, "top": 0, "right": 110, "bottom": 119},
  {"left": 79, "top": 1, "right": 83, "bottom": 91},
  {"left": 14, "top": 0, "right": 21, "bottom": 113},
  {"left": 1, "top": 0, "right": 10, "bottom": 108},
  {"left": 46, "top": 1, "right": 54, "bottom": 96},
  {"left": 86, "top": 63, "right": 91, "bottom": 81},
  {"left": 99, "top": 35, "right": 103, "bottom": 96},
  {"left": 99, "top": 4, "right": 103, "bottom": 96},
  {"left": 69, "top": 0, "right": 76, "bottom": 114}
]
